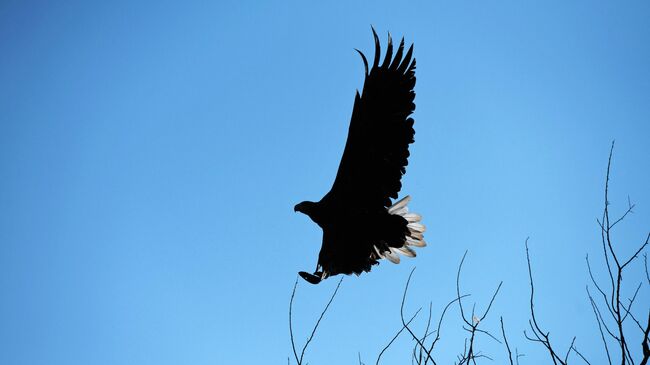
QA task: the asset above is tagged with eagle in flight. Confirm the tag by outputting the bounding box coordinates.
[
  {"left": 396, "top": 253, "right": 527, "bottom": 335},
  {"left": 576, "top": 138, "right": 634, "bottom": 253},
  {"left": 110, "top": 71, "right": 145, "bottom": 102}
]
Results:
[{"left": 294, "top": 29, "right": 425, "bottom": 284}]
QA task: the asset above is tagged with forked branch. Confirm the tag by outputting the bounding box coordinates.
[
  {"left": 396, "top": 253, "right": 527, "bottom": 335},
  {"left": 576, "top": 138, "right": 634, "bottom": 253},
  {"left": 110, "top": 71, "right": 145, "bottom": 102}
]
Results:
[{"left": 289, "top": 276, "right": 343, "bottom": 365}]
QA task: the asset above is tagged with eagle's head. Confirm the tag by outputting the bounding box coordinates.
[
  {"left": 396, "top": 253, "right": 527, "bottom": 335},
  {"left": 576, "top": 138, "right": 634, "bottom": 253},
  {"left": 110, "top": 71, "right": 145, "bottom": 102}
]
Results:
[
  {"left": 294, "top": 200, "right": 324, "bottom": 225},
  {"left": 294, "top": 201, "right": 317, "bottom": 215}
]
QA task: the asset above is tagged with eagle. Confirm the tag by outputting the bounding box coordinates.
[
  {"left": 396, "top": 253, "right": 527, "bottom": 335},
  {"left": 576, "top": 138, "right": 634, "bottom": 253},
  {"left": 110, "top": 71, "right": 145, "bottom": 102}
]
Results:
[{"left": 294, "top": 29, "right": 425, "bottom": 285}]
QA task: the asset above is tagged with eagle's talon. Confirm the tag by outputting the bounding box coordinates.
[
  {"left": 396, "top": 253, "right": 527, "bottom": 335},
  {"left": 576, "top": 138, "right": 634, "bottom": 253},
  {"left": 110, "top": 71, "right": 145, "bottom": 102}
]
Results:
[{"left": 299, "top": 271, "right": 323, "bottom": 285}]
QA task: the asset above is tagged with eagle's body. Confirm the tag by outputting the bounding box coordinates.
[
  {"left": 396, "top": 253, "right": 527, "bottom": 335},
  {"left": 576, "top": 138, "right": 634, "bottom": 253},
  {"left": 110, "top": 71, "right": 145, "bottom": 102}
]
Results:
[{"left": 295, "top": 29, "right": 425, "bottom": 284}]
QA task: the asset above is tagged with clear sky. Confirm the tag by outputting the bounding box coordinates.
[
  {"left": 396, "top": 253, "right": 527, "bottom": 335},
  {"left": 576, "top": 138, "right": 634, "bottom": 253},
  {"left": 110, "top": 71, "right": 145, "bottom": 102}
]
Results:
[{"left": 1, "top": 1, "right": 649, "bottom": 364}]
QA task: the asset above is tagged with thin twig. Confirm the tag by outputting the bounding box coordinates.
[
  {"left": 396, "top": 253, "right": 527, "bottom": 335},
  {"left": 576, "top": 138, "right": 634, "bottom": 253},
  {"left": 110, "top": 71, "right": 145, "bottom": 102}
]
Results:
[
  {"left": 501, "top": 317, "right": 514, "bottom": 365},
  {"left": 300, "top": 277, "right": 343, "bottom": 364},
  {"left": 564, "top": 337, "right": 577, "bottom": 363},
  {"left": 454, "top": 251, "right": 502, "bottom": 364},
  {"left": 400, "top": 268, "right": 438, "bottom": 365},
  {"left": 621, "top": 233, "right": 649, "bottom": 269},
  {"left": 643, "top": 253, "right": 650, "bottom": 285},
  {"left": 515, "top": 348, "right": 525, "bottom": 365},
  {"left": 376, "top": 307, "right": 421, "bottom": 365},
  {"left": 587, "top": 286, "right": 613, "bottom": 365},
  {"left": 424, "top": 294, "right": 469, "bottom": 365},
  {"left": 418, "top": 302, "right": 433, "bottom": 364},
  {"left": 289, "top": 276, "right": 343, "bottom": 365},
  {"left": 572, "top": 344, "right": 592, "bottom": 365},
  {"left": 586, "top": 254, "right": 616, "bottom": 319},
  {"left": 289, "top": 278, "right": 300, "bottom": 364},
  {"left": 621, "top": 282, "right": 643, "bottom": 324},
  {"left": 640, "top": 311, "right": 650, "bottom": 365},
  {"left": 525, "top": 238, "right": 566, "bottom": 365}
]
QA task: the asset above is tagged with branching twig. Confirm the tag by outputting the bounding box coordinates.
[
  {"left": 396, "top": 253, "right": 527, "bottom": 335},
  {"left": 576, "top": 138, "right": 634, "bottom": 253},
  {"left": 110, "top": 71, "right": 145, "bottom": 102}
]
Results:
[
  {"left": 454, "top": 251, "right": 502, "bottom": 365},
  {"left": 376, "top": 306, "right": 421, "bottom": 365},
  {"left": 400, "top": 268, "right": 438, "bottom": 364},
  {"left": 289, "top": 276, "right": 343, "bottom": 365},
  {"left": 500, "top": 317, "right": 514, "bottom": 365},
  {"left": 525, "top": 238, "right": 570, "bottom": 365},
  {"left": 587, "top": 286, "right": 614, "bottom": 364},
  {"left": 588, "top": 142, "right": 650, "bottom": 365},
  {"left": 640, "top": 311, "right": 650, "bottom": 365}
]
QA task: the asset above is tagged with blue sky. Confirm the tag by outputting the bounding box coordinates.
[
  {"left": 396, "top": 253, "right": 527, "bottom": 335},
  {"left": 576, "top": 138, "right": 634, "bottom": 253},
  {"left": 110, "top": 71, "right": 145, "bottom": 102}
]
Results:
[{"left": 1, "top": 1, "right": 649, "bottom": 364}]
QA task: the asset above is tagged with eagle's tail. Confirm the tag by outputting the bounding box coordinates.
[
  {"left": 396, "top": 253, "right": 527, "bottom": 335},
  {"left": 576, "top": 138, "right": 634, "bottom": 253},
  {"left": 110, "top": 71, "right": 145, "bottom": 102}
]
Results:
[{"left": 375, "top": 195, "right": 426, "bottom": 264}]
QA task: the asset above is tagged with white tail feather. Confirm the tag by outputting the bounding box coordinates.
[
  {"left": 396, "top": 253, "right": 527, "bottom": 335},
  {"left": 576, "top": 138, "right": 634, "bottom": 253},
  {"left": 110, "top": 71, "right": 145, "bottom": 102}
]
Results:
[
  {"left": 407, "top": 222, "right": 426, "bottom": 233},
  {"left": 403, "top": 213, "right": 421, "bottom": 222},
  {"left": 368, "top": 195, "right": 428, "bottom": 263},
  {"left": 395, "top": 246, "right": 416, "bottom": 257},
  {"left": 388, "top": 196, "right": 411, "bottom": 214},
  {"left": 406, "top": 236, "right": 427, "bottom": 247},
  {"left": 373, "top": 245, "right": 383, "bottom": 259},
  {"left": 385, "top": 249, "right": 400, "bottom": 264}
]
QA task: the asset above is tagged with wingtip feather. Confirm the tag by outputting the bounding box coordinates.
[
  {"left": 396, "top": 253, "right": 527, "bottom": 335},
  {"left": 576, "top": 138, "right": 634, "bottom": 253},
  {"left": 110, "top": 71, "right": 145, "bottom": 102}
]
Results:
[
  {"left": 371, "top": 27, "right": 381, "bottom": 69},
  {"left": 354, "top": 48, "right": 369, "bottom": 76},
  {"left": 381, "top": 32, "right": 393, "bottom": 69}
]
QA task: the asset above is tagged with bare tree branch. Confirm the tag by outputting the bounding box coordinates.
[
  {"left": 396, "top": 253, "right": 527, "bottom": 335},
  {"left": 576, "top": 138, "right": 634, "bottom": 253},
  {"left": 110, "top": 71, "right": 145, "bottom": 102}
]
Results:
[
  {"left": 581, "top": 142, "right": 650, "bottom": 365},
  {"left": 621, "top": 282, "right": 643, "bottom": 324},
  {"left": 643, "top": 253, "right": 650, "bottom": 285},
  {"left": 640, "top": 311, "right": 650, "bottom": 365},
  {"left": 454, "top": 251, "right": 502, "bottom": 365},
  {"left": 400, "top": 268, "right": 438, "bottom": 365},
  {"left": 586, "top": 254, "right": 616, "bottom": 319},
  {"left": 289, "top": 276, "right": 343, "bottom": 365},
  {"left": 376, "top": 306, "right": 421, "bottom": 365},
  {"left": 525, "top": 238, "right": 572, "bottom": 365},
  {"left": 289, "top": 278, "right": 300, "bottom": 364},
  {"left": 515, "top": 348, "right": 525, "bottom": 365},
  {"left": 423, "top": 294, "right": 469, "bottom": 365},
  {"left": 587, "top": 286, "right": 614, "bottom": 365},
  {"left": 621, "top": 233, "right": 649, "bottom": 270},
  {"left": 572, "top": 345, "right": 592, "bottom": 365},
  {"left": 501, "top": 317, "right": 514, "bottom": 365}
]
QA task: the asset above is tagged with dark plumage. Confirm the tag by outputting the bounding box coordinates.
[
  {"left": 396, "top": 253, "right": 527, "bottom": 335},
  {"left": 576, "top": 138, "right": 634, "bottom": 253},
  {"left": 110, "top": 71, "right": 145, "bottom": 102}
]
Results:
[{"left": 295, "top": 29, "right": 425, "bottom": 285}]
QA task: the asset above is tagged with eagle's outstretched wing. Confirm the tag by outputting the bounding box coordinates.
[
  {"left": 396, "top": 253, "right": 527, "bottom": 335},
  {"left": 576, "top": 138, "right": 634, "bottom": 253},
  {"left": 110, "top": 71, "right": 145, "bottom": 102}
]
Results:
[{"left": 326, "top": 29, "right": 416, "bottom": 209}]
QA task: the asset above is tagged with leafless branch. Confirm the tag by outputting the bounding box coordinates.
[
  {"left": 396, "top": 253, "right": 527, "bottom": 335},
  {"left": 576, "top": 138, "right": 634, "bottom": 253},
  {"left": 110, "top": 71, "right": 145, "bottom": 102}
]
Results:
[
  {"left": 454, "top": 251, "right": 502, "bottom": 365},
  {"left": 579, "top": 141, "right": 650, "bottom": 365},
  {"left": 586, "top": 254, "right": 616, "bottom": 319},
  {"left": 400, "top": 268, "right": 438, "bottom": 364},
  {"left": 417, "top": 302, "right": 434, "bottom": 364},
  {"left": 376, "top": 306, "right": 421, "bottom": 365},
  {"left": 423, "top": 294, "right": 469, "bottom": 365},
  {"left": 525, "top": 238, "right": 574, "bottom": 365},
  {"left": 621, "top": 282, "right": 643, "bottom": 324},
  {"left": 564, "top": 337, "right": 577, "bottom": 363},
  {"left": 643, "top": 253, "right": 650, "bottom": 285},
  {"left": 587, "top": 286, "right": 614, "bottom": 365},
  {"left": 640, "top": 311, "right": 650, "bottom": 365},
  {"left": 593, "top": 142, "right": 650, "bottom": 365},
  {"left": 621, "top": 233, "right": 649, "bottom": 270},
  {"left": 515, "top": 348, "right": 525, "bottom": 365},
  {"left": 571, "top": 345, "right": 592, "bottom": 365},
  {"left": 289, "top": 276, "right": 343, "bottom": 365},
  {"left": 289, "top": 278, "right": 300, "bottom": 364},
  {"left": 501, "top": 317, "right": 514, "bottom": 365}
]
